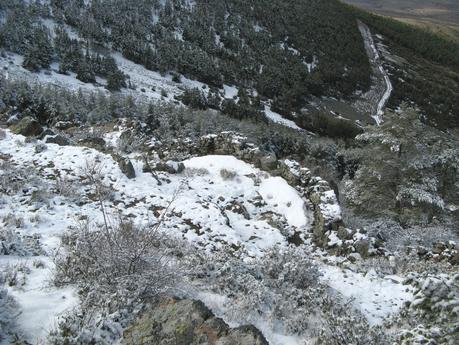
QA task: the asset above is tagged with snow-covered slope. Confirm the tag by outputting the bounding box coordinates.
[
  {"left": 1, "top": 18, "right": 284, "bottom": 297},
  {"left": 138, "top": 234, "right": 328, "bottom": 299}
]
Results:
[{"left": 0, "top": 129, "right": 414, "bottom": 343}]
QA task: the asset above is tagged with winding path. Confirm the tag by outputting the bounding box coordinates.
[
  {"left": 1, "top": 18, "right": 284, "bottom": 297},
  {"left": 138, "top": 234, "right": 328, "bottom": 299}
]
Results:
[{"left": 358, "top": 21, "right": 393, "bottom": 125}]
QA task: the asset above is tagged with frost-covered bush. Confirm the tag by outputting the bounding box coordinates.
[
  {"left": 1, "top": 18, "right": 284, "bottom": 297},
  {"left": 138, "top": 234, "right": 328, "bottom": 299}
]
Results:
[
  {"left": 341, "top": 107, "right": 459, "bottom": 224},
  {"left": 184, "top": 167, "right": 209, "bottom": 177},
  {"left": 1, "top": 262, "right": 30, "bottom": 287},
  {"left": 54, "top": 175, "right": 77, "bottom": 197},
  {"left": 54, "top": 219, "right": 180, "bottom": 303},
  {"left": 117, "top": 129, "right": 146, "bottom": 154},
  {"left": 51, "top": 217, "right": 186, "bottom": 344},
  {"left": 0, "top": 287, "right": 20, "bottom": 343},
  {"left": 394, "top": 273, "right": 459, "bottom": 344},
  {"left": 187, "top": 245, "right": 388, "bottom": 342}
]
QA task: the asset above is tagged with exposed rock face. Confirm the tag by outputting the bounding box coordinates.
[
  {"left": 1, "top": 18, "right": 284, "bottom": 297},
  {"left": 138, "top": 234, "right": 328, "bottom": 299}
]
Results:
[
  {"left": 225, "top": 201, "right": 250, "bottom": 220},
  {"left": 416, "top": 241, "right": 459, "bottom": 265},
  {"left": 354, "top": 239, "right": 370, "bottom": 258},
  {"left": 10, "top": 117, "right": 43, "bottom": 137},
  {"left": 148, "top": 132, "right": 379, "bottom": 255},
  {"left": 121, "top": 297, "right": 268, "bottom": 345},
  {"left": 114, "top": 155, "right": 136, "bottom": 179}
]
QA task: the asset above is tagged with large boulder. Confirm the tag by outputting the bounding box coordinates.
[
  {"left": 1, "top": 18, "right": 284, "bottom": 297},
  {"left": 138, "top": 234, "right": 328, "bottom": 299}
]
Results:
[
  {"left": 10, "top": 117, "right": 43, "bottom": 137},
  {"left": 114, "top": 155, "right": 136, "bottom": 179},
  {"left": 354, "top": 239, "right": 370, "bottom": 258},
  {"left": 78, "top": 137, "right": 106, "bottom": 151},
  {"left": 121, "top": 296, "right": 268, "bottom": 345},
  {"left": 258, "top": 152, "right": 277, "bottom": 171},
  {"left": 45, "top": 134, "right": 71, "bottom": 146}
]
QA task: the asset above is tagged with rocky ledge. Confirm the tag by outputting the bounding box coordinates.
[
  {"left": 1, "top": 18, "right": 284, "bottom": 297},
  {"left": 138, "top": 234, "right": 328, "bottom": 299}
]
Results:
[{"left": 122, "top": 296, "right": 268, "bottom": 345}]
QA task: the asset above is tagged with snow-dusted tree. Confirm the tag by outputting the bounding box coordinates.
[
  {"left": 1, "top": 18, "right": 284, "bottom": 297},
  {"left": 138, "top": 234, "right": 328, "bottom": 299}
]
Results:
[{"left": 22, "top": 26, "right": 53, "bottom": 71}]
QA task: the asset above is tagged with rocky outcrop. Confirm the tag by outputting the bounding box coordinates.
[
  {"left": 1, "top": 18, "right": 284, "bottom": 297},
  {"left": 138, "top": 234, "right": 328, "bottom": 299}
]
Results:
[
  {"left": 10, "top": 117, "right": 43, "bottom": 137},
  {"left": 149, "top": 132, "right": 372, "bottom": 254},
  {"left": 121, "top": 296, "right": 268, "bottom": 345},
  {"left": 415, "top": 241, "right": 459, "bottom": 265}
]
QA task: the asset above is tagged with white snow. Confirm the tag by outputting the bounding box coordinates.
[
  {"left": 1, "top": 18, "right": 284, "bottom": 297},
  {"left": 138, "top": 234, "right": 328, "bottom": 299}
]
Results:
[
  {"left": 264, "top": 105, "right": 303, "bottom": 130},
  {"left": 0, "top": 131, "right": 315, "bottom": 342},
  {"left": 223, "top": 84, "right": 239, "bottom": 99},
  {"left": 259, "top": 177, "right": 309, "bottom": 228},
  {"left": 358, "top": 22, "right": 393, "bottom": 125},
  {"left": 0, "top": 257, "right": 78, "bottom": 343},
  {"left": 0, "top": 127, "right": 418, "bottom": 342},
  {"left": 321, "top": 266, "right": 413, "bottom": 325}
]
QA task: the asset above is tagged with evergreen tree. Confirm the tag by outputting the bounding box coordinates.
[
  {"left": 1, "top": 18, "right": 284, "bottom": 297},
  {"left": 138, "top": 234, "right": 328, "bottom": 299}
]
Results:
[
  {"left": 22, "top": 26, "right": 53, "bottom": 72},
  {"left": 76, "top": 60, "right": 96, "bottom": 83}
]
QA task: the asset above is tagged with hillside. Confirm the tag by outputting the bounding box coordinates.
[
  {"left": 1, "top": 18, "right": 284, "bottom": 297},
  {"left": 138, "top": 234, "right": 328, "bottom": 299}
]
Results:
[{"left": 0, "top": 1, "right": 458, "bottom": 344}]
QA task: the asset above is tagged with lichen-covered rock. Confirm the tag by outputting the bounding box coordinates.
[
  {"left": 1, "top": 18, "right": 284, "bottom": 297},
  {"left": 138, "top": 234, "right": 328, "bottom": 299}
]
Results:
[
  {"left": 121, "top": 297, "right": 268, "bottom": 345},
  {"left": 10, "top": 116, "right": 43, "bottom": 137}
]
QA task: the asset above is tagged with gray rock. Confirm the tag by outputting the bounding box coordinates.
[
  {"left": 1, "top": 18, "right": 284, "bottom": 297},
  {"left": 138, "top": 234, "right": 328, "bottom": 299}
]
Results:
[
  {"left": 10, "top": 116, "right": 43, "bottom": 137},
  {"left": 348, "top": 252, "right": 362, "bottom": 263},
  {"left": 258, "top": 152, "right": 277, "bottom": 171},
  {"left": 225, "top": 200, "right": 250, "bottom": 220},
  {"left": 78, "top": 137, "right": 106, "bottom": 151},
  {"left": 122, "top": 296, "right": 268, "bottom": 345},
  {"left": 45, "top": 134, "right": 71, "bottom": 146},
  {"left": 153, "top": 161, "right": 185, "bottom": 174},
  {"left": 337, "top": 226, "right": 354, "bottom": 241},
  {"left": 34, "top": 143, "right": 47, "bottom": 153},
  {"left": 116, "top": 157, "right": 136, "bottom": 179},
  {"left": 54, "top": 121, "right": 75, "bottom": 130},
  {"left": 354, "top": 239, "right": 370, "bottom": 258},
  {"left": 39, "top": 129, "right": 55, "bottom": 139}
]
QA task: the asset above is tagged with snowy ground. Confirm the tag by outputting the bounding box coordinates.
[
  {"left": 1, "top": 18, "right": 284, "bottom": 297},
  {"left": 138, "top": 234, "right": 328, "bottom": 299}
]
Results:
[
  {"left": 321, "top": 266, "right": 413, "bottom": 325},
  {"left": 0, "top": 129, "right": 413, "bottom": 343}
]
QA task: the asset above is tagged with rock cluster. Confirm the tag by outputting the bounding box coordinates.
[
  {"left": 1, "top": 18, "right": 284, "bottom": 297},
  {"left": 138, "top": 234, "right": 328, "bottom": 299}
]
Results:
[
  {"left": 121, "top": 296, "right": 268, "bottom": 345},
  {"left": 416, "top": 241, "right": 459, "bottom": 265},
  {"left": 157, "top": 132, "right": 365, "bottom": 254}
]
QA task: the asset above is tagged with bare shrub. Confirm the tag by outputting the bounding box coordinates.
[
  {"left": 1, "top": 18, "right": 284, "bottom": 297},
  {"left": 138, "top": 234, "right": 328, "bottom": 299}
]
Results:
[
  {"left": 184, "top": 167, "right": 209, "bottom": 177},
  {"left": 1, "top": 262, "right": 30, "bottom": 288},
  {"left": 54, "top": 217, "right": 179, "bottom": 301},
  {"left": 0, "top": 228, "right": 27, "bottom": 256},
  {"left": 117, "top": 129, "right": 145, "bottom": 154},
  {"left": 54, "top": 176, "right": 76, "bottom": 197},
  {"left": 220, "top": 168, "right": 237, "bottom": 180},
  {"left": 0, "top": 287, "right": 21, "bottom": 343},
  {"left": 2, "top": 213, "right": 25, "bottom": 229}
]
